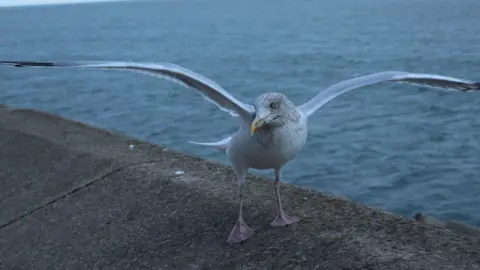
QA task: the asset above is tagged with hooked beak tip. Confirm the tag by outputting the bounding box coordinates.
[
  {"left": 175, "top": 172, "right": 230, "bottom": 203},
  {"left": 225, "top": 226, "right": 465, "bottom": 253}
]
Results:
[{"left": 250, "top": 123, "right": 257, "bottom": 135}]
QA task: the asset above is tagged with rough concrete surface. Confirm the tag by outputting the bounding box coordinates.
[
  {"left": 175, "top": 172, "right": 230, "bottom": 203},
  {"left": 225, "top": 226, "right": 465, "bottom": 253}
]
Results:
[{"left": 0, "top": 104, "right": 479, "bottom": 270}]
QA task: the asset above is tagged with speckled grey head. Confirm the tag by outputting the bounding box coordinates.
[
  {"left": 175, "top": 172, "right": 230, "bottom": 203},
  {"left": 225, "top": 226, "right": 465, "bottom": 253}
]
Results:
[
  {"left": 250, "top": 92, "right": 297, "bottom": 134},
  {"left": 254, "top": 92, "right": 286, "bottom": 109}
]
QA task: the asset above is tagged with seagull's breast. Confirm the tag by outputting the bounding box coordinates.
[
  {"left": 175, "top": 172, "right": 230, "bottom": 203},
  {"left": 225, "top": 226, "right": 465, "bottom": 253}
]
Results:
[
  {"left": 272, "top": 121, "right": 308, "bottom": 162},
  {"left": 228, "top": 118, "right": 308, "bottom": 170}
]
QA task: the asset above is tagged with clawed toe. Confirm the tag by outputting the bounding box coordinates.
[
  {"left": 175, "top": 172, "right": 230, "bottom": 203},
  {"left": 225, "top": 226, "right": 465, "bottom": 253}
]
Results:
[
  {"left": 270, "top": 212, "right": 301, "bottom": 227},
  {"left": 227, "top": 218, "right": 255, "bottom": 244}
]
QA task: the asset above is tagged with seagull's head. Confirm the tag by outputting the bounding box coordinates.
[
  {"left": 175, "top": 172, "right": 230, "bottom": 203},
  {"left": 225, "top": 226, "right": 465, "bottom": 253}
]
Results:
[{"left": 250, "top": 92, "right": 295, "bottom": 135}]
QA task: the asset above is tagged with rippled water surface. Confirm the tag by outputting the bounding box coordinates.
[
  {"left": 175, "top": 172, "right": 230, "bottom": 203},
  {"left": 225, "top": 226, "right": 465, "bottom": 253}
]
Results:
[{"left": 1, "top": 0, "right": 480, "bottom": 226}]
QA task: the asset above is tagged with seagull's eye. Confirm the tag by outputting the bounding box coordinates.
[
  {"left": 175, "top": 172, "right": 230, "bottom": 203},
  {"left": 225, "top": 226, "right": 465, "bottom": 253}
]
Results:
[{"left": 269, "top": 102, "right": 278, "bottom": 109}]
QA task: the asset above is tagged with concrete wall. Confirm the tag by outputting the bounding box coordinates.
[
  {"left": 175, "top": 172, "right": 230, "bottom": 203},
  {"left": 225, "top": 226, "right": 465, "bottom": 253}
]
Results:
[{"left": 1, "top": 104, "right": 479, "bottom": 269}]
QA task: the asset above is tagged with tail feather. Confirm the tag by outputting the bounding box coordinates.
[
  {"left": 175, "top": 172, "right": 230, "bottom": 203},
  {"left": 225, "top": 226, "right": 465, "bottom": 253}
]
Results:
[{"left": 188, "top": 135, "right": 232, "bottom": 152}]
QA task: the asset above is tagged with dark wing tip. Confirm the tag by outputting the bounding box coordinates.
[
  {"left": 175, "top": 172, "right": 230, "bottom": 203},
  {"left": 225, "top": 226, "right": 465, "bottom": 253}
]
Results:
[
  {"left": 463, "top": 82, "right": 480, "bottom": 92},
  {"left": 474, "top": 82, "right": 480, "bottom": 90},
  {"left": 0, "top": 61, "right": 55, "bottom": 67}
]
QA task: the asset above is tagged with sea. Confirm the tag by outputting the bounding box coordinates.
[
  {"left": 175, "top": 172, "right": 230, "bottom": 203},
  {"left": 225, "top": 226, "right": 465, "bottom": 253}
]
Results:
[{"left": 1, "top": 0, "right": 479, "bottom": 227}]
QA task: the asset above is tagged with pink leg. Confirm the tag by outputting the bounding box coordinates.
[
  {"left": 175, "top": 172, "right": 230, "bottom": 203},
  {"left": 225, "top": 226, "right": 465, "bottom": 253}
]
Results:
[
  {"left": 271, "top": 169, "right": 301, "bottom": 227},
  {"left": 227, "top": 176, "right": 255, "bottom": 244}
]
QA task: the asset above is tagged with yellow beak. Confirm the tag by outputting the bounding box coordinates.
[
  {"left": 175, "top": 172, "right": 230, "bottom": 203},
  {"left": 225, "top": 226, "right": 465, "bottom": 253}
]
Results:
[
  {"left": 250, "top": 118, "right": 264, "bottom": 135},
  {"left": 250, "top": 123, "right": 257, "bottom": 135}
]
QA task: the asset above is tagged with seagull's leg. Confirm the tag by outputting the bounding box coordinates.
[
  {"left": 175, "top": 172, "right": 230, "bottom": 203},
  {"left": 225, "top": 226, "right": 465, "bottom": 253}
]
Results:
[
  {"left": 270, "top": 168, "right": 300, "bottom": 227},
  {"left": 227, "top": 165, "right": 255, "bottom": 244}
]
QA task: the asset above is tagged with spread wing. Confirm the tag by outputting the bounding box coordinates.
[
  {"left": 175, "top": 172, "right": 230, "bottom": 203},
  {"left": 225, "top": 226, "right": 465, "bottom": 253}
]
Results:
[
  {"left": 298, "top": 71, "right": 480, "bottom": 118},
  {"left": 0, "top": 60, "right": 255, "bottom": 120}
]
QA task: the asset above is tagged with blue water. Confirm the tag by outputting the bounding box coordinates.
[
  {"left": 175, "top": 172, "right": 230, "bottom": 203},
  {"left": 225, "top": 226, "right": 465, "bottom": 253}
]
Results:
[{"left": 1, "top": 0, "right": 480, "bottom": 227}]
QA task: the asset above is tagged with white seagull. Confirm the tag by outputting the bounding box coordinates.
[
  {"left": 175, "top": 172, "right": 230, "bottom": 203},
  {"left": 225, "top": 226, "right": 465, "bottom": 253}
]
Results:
[{"left": 1, "top": 60, "right": 479, "bottom": 244}]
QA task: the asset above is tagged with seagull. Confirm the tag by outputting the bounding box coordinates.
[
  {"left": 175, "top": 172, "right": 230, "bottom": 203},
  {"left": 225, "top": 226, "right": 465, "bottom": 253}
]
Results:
[{"left": 1, "top": 60, "right": 479, "bottom": 244}]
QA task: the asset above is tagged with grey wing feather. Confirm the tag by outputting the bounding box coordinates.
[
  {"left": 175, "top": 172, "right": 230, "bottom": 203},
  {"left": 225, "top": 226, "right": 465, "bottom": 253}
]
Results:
[
  {"left": 0, "top": 60, "right": 255, "bottom": 120},
  {"left": 298, "top": 71, "right": 480, "bottom": 117}
]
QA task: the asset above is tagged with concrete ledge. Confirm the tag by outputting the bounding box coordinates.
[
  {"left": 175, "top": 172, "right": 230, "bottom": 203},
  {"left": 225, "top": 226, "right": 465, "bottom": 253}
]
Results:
[
  {"left": 1, "top": 104, "right": 480, "bottom": 269},
  {"left": 414, "top": 212, "right": 480, "bottom": 239}
]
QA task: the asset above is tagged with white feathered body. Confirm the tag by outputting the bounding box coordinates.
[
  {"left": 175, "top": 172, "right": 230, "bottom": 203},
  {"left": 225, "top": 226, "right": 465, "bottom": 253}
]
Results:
[{"left": 226, "top": 113, "right": 308, "bottom": 170}]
